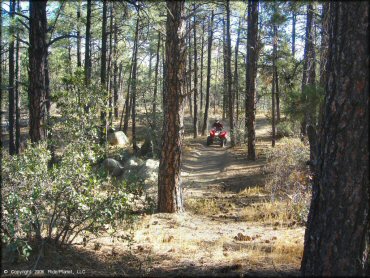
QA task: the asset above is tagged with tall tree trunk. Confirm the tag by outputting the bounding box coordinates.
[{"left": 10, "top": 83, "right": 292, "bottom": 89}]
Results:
[
  {"left": 275, "top": 61, "right": 280, "bottom": 123},
  {"left": 292, "top": 11, "right": 296, "bottom": 58},
  {"left": 301, "top": 4, "right": 315, "bottom": 136},
  {"left": 8, "top": 0, "right": 16, "bottom": 154},
  {"left": 214, "top": 44, "right": 220, "bottom": 115},
  {"left": 84, "top": 0, "right": 91, "bottom": 86},
  {"left": 28, "top": 0, "right": 48, "bottom": 143},
  {"left": 15, "top": 0, "right": 21, "bottom": 154},
  {"left": 152, "top": 31, "right": 161, "bottom": 129},
  {"left": 226, "top": 0, "right": 235, "bottom": 146},
  {"left": 301, "top": 2, "right": 368, "bottom": 275},
  {"left": 245, "top": 0, "right": 258, "bottom": 159},
  {"left": 117, "top": 62, "right": 123, "bottom": 117},
  {"left": 192, "top": 8, "right": 198, "bottom": 138},
  {"left": 319, "top": 4, "right": 329, "bottom": 88},
  {"left": 271, "top": 23, "right": 277, "bottom": 147},
  {"left": 77, "top": 1, "right": 81, "bottom": 68},
  {"left": 76, "top": 1, "right": 81, "bottom": 107},
  {"left": 113, "top": 5, "right": 118, "bottom": 119},
  {"left": 187, "top": 21, "right": 193, "bottom": 119},
  {"left": 122, "top": 49, "right": 134, "bottom": 133},
  {"left": 100, "top": 0, "right": 107, "bottom": 144},
  {"left": 202, "top": 10, "right": 214, "bottom": 136},
  {"left": 318, "top": 4, "right": 329, "bottom": 129},
  {"left": 234, "top": 18, "right": 241, "bottom": 124},
  {"left": 161, "top": 34, "right": 165, "bottom": 112},
  {"left": 200, "top": 21, "right": 205, "bottom": 115},
  {"left": 107, "top": 4, "right": 113, "bottom": 125},
  {"left": 222, "top": 17, "right": 227, "bottom": 121},
  {"left": 131, "top": 15, "right": 139, "bottom": 152},
  {"left": 158, "top": 1, "right": 186, "bottom": 213}
]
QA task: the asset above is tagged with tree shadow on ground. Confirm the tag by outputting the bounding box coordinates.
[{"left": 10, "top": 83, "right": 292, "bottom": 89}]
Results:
[{"left": 1, "top": 241, "right": 301, "bottom": 277}]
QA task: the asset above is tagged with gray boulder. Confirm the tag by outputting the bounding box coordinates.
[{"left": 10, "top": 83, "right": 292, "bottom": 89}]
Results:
[
  {"left": 123, "top": 157, "right": 144, "bottom": 170},
  {"left": 137, "top": 159, "right": 160, "bottom": 182},
  {"left": 102, "top": 158, "right": 124, "bottom": 177},
  {"left": 108, "top": 131, "right": 129, "bottom": 146}
]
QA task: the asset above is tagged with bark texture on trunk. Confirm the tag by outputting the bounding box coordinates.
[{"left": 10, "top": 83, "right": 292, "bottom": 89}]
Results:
[
  {"left": 15, "top": 0, "right": 21, "bottom": 154},
  {"left": 201, "top": 10, "right": 214, "bottom": 136},
  {"left": 193, "top": 8, "right": 198, "bottom": 138},
  {"left": 301, "top": 2, "right": 369, "bottom": 276},
  {"left": 301, "top": 4, "right": 316, "bottom": 135},
  {"left": 113, "top": 7, "right": 119, "bottom": 119},
  {"left": 100, "top": 1, "right": 107, "bottom": 144},
  {"left": 153, "top": 31, "right": 161, "bottom": 129},
  {"left": 292, "top": 11, "right": 296, "bottom": 58},
  {"left": 158, "top": 1, "right": 186, "bottom": 213},
  {"left": 226, "top": 1, "right": 235, "bottom": 146},
  {"left": 271, "top": 23, "right": 277, "bottom": 147},
  {"left": 84, "top": 0, "right": 91, "bottom": 86},
  {"left": 28, "top": 0, "right": 48, "bottom": 143},
  {"left": 8, "top": 0, "right": 15, "bottom": 154},
  {"left": 131, "top": 16, "right": 139, "bottom": 152},
  {"left": 245, "top": 0, "right": 258, "bottom": 160}
]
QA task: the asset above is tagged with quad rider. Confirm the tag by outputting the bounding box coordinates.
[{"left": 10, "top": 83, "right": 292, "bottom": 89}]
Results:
[{"left": 212, "top": 120, "right": 223, "bottom": 131}]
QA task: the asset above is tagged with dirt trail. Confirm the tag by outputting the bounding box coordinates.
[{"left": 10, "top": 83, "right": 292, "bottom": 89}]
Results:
[
  {"left": 4, "top": 114, "right": 304, "bottom": 277},
  {"left": 112, "top": 114, "right": 304, "bottom": 276},
  {"left": 79, "top": 114, "right": 304, "bottom": 277},
  {"left": 182, "top": 115, "right": 271, "bottom": 197}
]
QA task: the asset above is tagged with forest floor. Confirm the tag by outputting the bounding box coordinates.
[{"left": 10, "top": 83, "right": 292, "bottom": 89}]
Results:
[{"left": 2, "top": 113, "right": 305, "bottom": 277}]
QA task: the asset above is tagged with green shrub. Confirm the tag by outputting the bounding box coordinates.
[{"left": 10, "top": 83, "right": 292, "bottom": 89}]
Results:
[
  {"left": 276, "top": 121, "right": 300, "bottom": 138},
  {"left": 264, "top": 138, "right": 311, "bottom": 224},
  {"left": 284, "top": 84, "right": 324, "bottom": 127},
  {"left": 1, "top": 140, "right": 141, "bottom": 262}
]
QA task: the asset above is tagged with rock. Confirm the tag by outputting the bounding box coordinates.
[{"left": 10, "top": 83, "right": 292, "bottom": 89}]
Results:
[
  {"left": 102, "top": 158, "right": 124, "bottom": 177},
  {"left": 234, "top": 233, "right": 251, "bottom": 241},
  {"left": 137, "top": 159, "right": 159, "bottom": 183},
  {"left": 120, "top": 157, "right": 159, "bottom": 185},
  {"left": 108, "top": 131, "right": 129, "bottom": 146},
  {"left": 123, "top": 157, "right": 144, "bottom": 170},
  {"left": 145, "top": 159, "right": 160, "bottom": 169},
  {"left": 118, "top": 149, "right": 131, "bottom": 163}
]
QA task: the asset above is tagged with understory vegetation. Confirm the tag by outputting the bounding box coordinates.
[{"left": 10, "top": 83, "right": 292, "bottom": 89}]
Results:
[
  {"left": 1, "top": 139, "right": 146, "bottom": 262},
  {"left": 264, "top": 138, "right": 311, "bottom": 224},
  {"left": 1, "top": 0, "right": 366, "bottom": 276}
]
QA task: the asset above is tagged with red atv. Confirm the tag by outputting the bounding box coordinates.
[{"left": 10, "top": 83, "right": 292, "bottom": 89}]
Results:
[{"left": 207, "top": 127, "right": 228, "bottom": 147}]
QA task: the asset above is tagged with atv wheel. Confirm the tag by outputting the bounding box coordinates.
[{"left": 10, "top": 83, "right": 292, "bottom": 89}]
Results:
[
  {"left": 207, "top": 136, "right": 213, "bottom": 146},
  {"left": 220, "top": 138, "right": 226, "bottom": 147}
]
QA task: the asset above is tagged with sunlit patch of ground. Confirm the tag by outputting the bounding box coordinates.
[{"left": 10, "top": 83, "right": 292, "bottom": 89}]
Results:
[{"left": 2, "top": 112, "right": 305, "bottom": 277}]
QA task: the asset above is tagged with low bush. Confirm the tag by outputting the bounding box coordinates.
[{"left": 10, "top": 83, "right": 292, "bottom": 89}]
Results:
[
  {"left": 1, "top": 140, "right": 142, "bottom": 262},
  {"left": 275, "top": 121, "right": 300, "bottom": 138},
  {"left": 264, "top": 138, "right": 311, "bottom": 224}
]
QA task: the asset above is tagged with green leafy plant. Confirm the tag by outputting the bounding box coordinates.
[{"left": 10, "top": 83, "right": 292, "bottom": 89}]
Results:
[
  {"left": 1, "top": 140, "right": 143, "bottom": 261},
  {"left": 284, "top": 84, "right": 324, "bottom": 128},
  {"left": 276, "top": 120, "right": 300, "bottom": 138}
]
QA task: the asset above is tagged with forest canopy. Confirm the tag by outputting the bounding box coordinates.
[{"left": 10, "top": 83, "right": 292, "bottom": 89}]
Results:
[{"left": 1, "top": 1, "right": 368, "bottom": 276}]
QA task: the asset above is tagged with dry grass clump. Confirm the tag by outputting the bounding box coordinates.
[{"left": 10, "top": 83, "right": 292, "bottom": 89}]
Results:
[
  {"left": 240, "top": 200, "right": 294, "bottom": 223},
  {"left": 238, "top": 186, "right": 267, "bottom": 197},
  {"left": 271, "top": 237, "right": 303, "bottom": 265},
  {"left": 184, "top": 198, "right": 221, "bottom": 215},
  {"left": 264, "top": 138, "right": 311, "bottom": 224}
]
